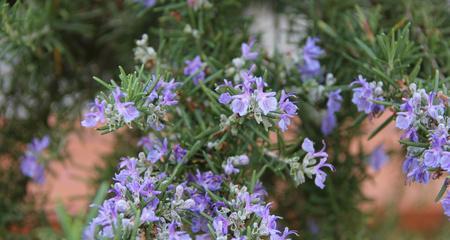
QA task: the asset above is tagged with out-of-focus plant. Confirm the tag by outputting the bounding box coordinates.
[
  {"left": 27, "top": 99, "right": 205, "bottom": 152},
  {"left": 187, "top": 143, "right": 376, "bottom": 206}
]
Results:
[{"left": 0, "top": 0, "right": 159, "bottom": 236}]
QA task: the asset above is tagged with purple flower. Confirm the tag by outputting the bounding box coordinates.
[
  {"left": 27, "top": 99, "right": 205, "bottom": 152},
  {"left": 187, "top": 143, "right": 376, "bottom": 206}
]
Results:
[
  {"left": 160, "top": 78, "right": 181, "bottom": 106},
  {"left": 402, "top": 127, "right": 419, "bottom": 142},
  {"left": 272, "top": 227, "right": 297, "bottom": 240},
  {"left": 141, "top": 199, "right": 160, "bottom": 223},
  {"left": 184, "top": 56, "right": 205, "bottom": 85},
  {"left": 442, "top": 191, "right": 450, "bottom": 219},
  {"left": 326, "top": 90, "right": 343, "bottom": 113},
  {"left": 396, "top": 112, "right": 415, "bottom": 130},
  {"left": 135, "top": 0, "right": 157, "bottom": 7},
  {"left": 139, "top": 179, "right": 161, "bottom": 199},
  {"left": 191, "top": 216, "right": 209, "bottom": 233},
  {"left": 28, "top": 135, "right": 50, "bottom": 153},
  {"left": 422, "top": 124, "right": 450, "bottom": 169},
  {"left": 213, "top": 215, "right": 229, "bottom": 236},
  {"left": 231, "top": 92, "right": 251, "bottom": 116},
  {"left": 190, "top": 192, "right": 212, "bottom": 212},
  {"left": 430, "top": 124, "right": 449, "bottom": 149},
  {"left": 255, "top": 78, "right": 277, "bottom": 115},
  {"left": 279, "top": 91, "right": 297, "bottom": 115},
  {"left": 402, "top": 156, "right": 416, "bottom": 174},
  {"left": 192, "top": 170, "right": 223, "bottom": 191},
  {"left": 215, "top": 79, "right": 234, "bottom": 90},
  {"left": 81, "top": 98, "right": 106, "bottom": 128},
  {"left": 138, "top": 135, "right": 168, "bottom": 163},
  {"left": 113, "top": 87, "right": 140, "bottom": 123},
  {"left": 145, "top": 75, "right": 163, "bottom": 102},
  {"left": 321, "top": 90, "right": 342, "bottom": 135},
  {"left": 21, "top": 155, "right": 45, "bottom": 184},
  {"left": 441, "top": 153, "right": 450, "bottom": 172},
  {"left": 278, "top": 90, "right": 297, "bottom": 132},
  {"left": 395, "top": 92, "right": 421, "bottom": 131},
  {"left": 253, "top": 181, "right": 268, "bottom": 200},
  {"left": 369, "top": 145, "right": 389, "bottom": 171},
  {"left": 141, "top": 207, "right": 159, "bottom": 223},
  {"left": 321, "top": 112, "right": 337, "bottom": 136},
  {"left": 173, "top": 144, "right": 187, "bottom": 163},
  {"left": 302, "top": 138, "right": 334, "bottom": 189},
  {"left": 241, "top": 39, "right": 258, "bottom": 60},
  {"left": 351, "top": 75, "right": 385, "bottom": 116},
  {"left": 232, "top": 155, "right": 249, "bottom": 165},
  {"left": 313, "top": 158, "right": 335, "bottom": 189},
  {"left": 20, "top": 136, "right": 50, "bottom": 184},
  {"left": 218, "top": 68, "right": 296, "bottom": 132},
  {"left": 299, "top": 37, "right": 324, "bottom": 79},
  {"left": 406, "top": 160, "right": 430, "bottom": 184},
  {"left": 218, "top": 92, "right": 232, "bottom": 104},
  {"left": 278, "top": 114, "right": 292, "bottom": 132},
  {"left": 426, "top": 92, "right": 445, "bottom": 120},
  {"left": 302, "top": 138, "right": 328, "bottom": 159},
  {"left": 223, "top": 159, "right": 239, "bottom": 175},
  {"left": 423, "top": 149, "right": 441, "bottom": 168},
  {"left": 258, "top": 206, "right": 281, "bottom": 236},
  {"left": 168, "top": 221, "right": 191, "bottom": 240}
]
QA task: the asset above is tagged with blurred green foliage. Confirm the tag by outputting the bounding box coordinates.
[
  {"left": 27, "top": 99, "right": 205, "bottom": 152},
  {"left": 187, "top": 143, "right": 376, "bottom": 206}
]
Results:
[{"left": 0, "top": 0, "right": 157, "bottom": 236}]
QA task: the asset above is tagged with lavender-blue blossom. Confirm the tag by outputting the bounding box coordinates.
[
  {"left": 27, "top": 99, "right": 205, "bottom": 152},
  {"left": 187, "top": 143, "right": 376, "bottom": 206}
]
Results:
[
  {"left": 301, "top": 138, "right": 335, "bottom": 189},
  {"left": 351, "top": 75, "right": 385, "bottom": 116},
  {"left": 135, "top": 0, "right": 157, "bottom": 7},
  {"left": 173, "top": 144, "right": 187, "bottom": 163},
  {"left": 442, "top": 191, "right": 450, "bottom": 219},
  {"left": 20, "top": 136, "right": 50, "bottom": 184},
  {"left": 321, "top": 89, "right": 342, "bottom": 135},
  {"left": 278, "top": 90, "right": 298, "bottom": 132},
  {"left": 299, "top": 37, "right": 324, "bottom": 80},
  {"left": 184, "top": 55, "right": 205, "bottom": 85},
  {"left": 81, "top": 98, "right": 106, "bottom": 128},
  {"left": 217, "top": 69, "right": 297, "bottom": 132},
  {"left": 241, "top": 39, "right": 258, "bottom": 61},
  {"left": 113, "top": 87, "right": 140, "bottom": 123},
  {"left": 369, "top": 144, "right": 389, "bottom": 171},
  {"left": 138, "top": 135, "right": 168, "bottom": 163}
]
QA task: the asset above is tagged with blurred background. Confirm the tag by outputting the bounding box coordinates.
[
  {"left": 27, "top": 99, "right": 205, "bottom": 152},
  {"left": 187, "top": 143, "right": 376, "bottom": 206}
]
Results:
[{"left": 1, "top": 0, "right": 450, "bottom": 239}]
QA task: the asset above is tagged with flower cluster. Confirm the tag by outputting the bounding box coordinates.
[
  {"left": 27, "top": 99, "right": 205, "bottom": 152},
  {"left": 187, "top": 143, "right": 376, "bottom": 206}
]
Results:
[
  {"left": 85, "top": 149, "right": 296, "bottom": 239},
  {"left": 394, "top": 85, "right": 449, "bottom": 181},
  {"left": 20, "top": 136, "right": 50, "bottom": 184},
  {"left": 283, "top": 138, "right": 335, "bottom": 189},
  {"left": 321, "top": 89, "right": 343, "bottom": 135},
  {"left": 184, "top": 55, "right": 206, "bottom": 85},
  {"left": 299, "top": 37, "right": 324, "bottom": 80},
  {"left": 81, "top": 75, "right": 180, "bottom": 131},
  {"left": 83, "top": 154, "right": 165, "bottom": 239},
  {"left": 216, "top": 67, "right": 297, "bottom": 132},
  {"left": 351, "top": 75, "right": 385, "bottom": 116},
  {"left": 390, "top": 83, "right": 450, "bottom": 218}
]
